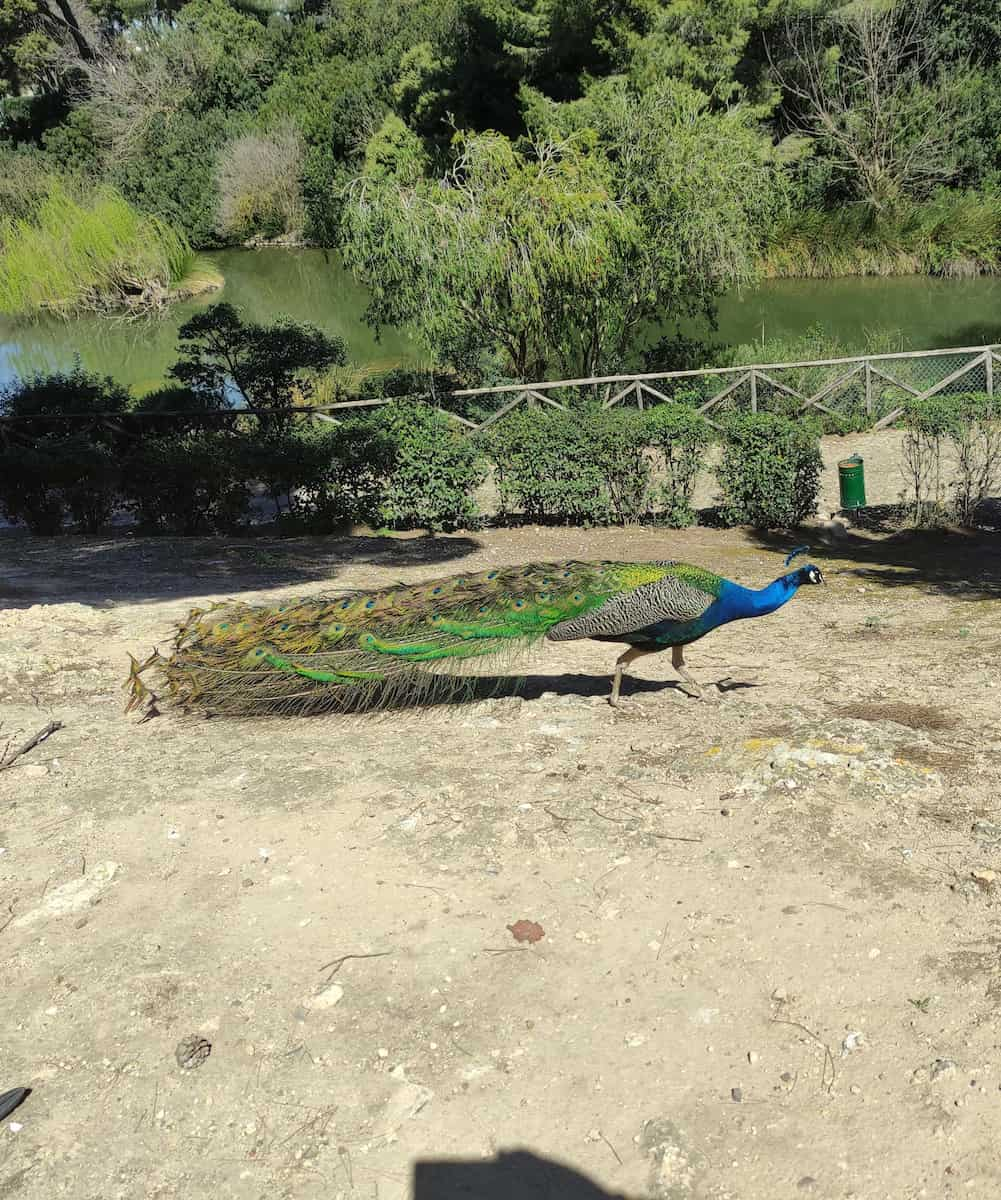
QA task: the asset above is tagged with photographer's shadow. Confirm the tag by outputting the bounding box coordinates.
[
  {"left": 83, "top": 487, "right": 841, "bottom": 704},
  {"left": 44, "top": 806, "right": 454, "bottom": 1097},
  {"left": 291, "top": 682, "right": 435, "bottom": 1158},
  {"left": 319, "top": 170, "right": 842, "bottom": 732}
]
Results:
[{"left": 413, "top": 1148, "right": 639, "bottom": 1199}]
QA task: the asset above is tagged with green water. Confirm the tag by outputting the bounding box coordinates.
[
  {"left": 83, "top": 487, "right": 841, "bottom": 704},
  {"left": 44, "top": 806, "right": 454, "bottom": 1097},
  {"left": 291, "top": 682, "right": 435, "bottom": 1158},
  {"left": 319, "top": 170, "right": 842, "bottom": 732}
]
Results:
[{"left": 2, "top": 249, "right": 1001, "bottom": 393}]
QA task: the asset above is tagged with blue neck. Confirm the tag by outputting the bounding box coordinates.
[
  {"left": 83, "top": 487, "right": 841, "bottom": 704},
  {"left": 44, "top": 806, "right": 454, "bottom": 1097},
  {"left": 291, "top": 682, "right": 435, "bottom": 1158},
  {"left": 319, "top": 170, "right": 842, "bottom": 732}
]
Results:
[{"left": 708, "top": 570, "right": 803, "bottom": 628}]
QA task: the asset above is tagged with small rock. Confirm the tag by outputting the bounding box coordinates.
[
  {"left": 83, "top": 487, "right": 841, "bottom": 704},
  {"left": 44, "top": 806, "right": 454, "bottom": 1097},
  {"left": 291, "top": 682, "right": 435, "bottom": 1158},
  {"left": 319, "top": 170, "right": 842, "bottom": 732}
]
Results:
[
  {"left": 841, "top": 1032, "right": 864, "bottom": 1056},
  {"left": 22, "top": 764, "right": 47, "bottom": 779},
  {"left": 972, "top": 819, "right": 1001, "bottom": 841},
  {"left": 797, "top": 1177, "right": 817, "bottom": 1190},
  {"left": 304, "top": 983, "right": 344, "bottom": 1011},
  {"left": 747, "top": 1050, "right": 759, "bottom": 1065},
  {"left": 175, "top": 1035, "right": 212, "bottom": 1070},
  {"left": 850, "top": 1084, "right": 862, "bottom": 1095},
  {"left": 730, "top": 1087, "right": 743, "bottom": 1102},
  {"left": 931, "top": 1058, "right": 958, "bottom": 1080},
  {"left": 971, "top": 869, "right": 997, "bottom": 890}
]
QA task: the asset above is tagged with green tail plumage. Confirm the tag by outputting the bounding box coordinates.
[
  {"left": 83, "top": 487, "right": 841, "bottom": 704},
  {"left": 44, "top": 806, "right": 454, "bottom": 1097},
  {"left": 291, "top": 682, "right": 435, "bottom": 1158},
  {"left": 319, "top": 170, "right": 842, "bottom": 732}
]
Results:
[{"left": 125, "top": 559, "right": 679, "bottom": 716}]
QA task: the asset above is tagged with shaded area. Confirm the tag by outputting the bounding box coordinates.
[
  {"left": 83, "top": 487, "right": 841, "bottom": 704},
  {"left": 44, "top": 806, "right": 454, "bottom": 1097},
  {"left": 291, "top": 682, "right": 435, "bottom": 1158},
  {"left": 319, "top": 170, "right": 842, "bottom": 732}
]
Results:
[
  {"left": 751, "top": 522, "right": 1001, "bottom": 601},
  {"left": 0, "top": 531, "right": 481, "bottom": 610},
  {"left": 413, "top": 1149, "right": 637, "bottom": 1200}
]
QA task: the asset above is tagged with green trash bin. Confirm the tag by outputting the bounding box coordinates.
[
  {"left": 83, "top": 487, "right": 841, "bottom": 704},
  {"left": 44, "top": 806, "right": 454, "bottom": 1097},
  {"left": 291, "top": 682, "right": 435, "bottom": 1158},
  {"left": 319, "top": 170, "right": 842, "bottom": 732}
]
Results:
[{"left": 838, "top": 454, "right": 866, "bottom": 510}]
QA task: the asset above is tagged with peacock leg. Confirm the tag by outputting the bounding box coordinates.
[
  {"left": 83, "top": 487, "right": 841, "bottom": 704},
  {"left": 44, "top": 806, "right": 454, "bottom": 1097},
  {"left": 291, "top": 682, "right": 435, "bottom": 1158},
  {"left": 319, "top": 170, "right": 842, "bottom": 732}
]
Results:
[
  {"left": 608, "top": 646, "right": 651, "bottom": 710},
  {"left": 671, "top": 645, "right": 705, "bottom": 700}
]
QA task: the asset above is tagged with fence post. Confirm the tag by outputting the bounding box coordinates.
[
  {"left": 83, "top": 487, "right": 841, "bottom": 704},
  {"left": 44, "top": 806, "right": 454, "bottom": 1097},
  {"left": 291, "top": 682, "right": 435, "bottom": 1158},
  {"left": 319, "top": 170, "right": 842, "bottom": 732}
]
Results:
[
  {"left": 864, "top": 361, "right": 873, "bottom": 416},
  {"left": 987, "top": 351, "right": 994, "bottom": 397},
  {"left": 635, "top": 382, "right": 643, "bottom": 411},
  {"left": 749, "top": 370, "right": 757, "bottom": 413}
]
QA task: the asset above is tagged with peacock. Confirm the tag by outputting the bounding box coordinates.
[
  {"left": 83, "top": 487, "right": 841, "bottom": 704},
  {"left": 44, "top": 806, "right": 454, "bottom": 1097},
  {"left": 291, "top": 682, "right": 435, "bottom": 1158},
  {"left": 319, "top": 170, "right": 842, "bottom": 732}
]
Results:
[{"left": 125, "top": 549, "right": 823, "bottom": 717}]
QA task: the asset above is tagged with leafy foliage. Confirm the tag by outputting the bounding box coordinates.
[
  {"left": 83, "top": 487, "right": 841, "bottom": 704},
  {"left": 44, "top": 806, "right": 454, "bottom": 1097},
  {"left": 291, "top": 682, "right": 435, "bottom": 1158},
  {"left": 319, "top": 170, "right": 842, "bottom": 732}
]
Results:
[
  {"left": 715, "top": 411, "right": 822, "bottom": 529},
  {"left": 483, "top": 406, "right": 652, "bottom": 525},
  {"left": 169, "top": 302, "right": 347, "bottom": 430},
  {"left": 122, "top": 430, "right": 253, "bottom": 535},
  {"left": 645, "top": 402, "right": 713, "bottom": 527}
]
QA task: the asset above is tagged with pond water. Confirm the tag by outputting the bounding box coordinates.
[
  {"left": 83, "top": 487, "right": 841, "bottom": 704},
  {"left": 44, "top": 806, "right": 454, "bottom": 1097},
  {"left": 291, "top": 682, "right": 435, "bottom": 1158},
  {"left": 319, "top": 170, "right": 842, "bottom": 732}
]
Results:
[{"left": 2, "top": 248, "right": 1001, "bottom": 394}]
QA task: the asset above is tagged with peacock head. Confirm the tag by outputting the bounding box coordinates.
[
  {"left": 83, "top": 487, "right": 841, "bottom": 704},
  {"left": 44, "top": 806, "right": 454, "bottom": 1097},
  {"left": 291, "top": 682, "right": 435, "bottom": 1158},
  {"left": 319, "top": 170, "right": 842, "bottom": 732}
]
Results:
[{"left": 784, "top": 545, "right": 823, "bottom": 586}]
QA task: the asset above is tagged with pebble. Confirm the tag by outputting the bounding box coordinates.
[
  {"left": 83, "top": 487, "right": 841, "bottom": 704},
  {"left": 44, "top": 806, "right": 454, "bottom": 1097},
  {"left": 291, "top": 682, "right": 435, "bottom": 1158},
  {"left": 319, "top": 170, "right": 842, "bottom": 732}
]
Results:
[
  {"left": 730, "top": 1087, "right": 743, "bottom": 1102},
  {"left": 747, "top": 1050, "right": 759, "bottom": 1065},
  {"left": 932, "top": 1058, "right": 958, "bottom": 1080},
  {"left": 304, "top": 983, "right": 344, "bottom": 1011},
  {"left": 22, "top": 764, "right": 47, "bottom": 779},
  {"left": 842, "top": 1032, "right": 864, "bottom": 1055}
]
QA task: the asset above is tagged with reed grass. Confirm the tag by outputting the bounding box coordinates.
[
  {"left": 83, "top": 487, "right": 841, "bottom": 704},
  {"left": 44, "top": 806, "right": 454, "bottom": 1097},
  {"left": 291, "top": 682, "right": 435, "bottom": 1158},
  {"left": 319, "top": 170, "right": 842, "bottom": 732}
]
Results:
[
  {"left": 762, "top": 191, "right": 1001, "bottom": 279},
  {"left": 0, "top": 180, "right": 221, "bottom": 317}
]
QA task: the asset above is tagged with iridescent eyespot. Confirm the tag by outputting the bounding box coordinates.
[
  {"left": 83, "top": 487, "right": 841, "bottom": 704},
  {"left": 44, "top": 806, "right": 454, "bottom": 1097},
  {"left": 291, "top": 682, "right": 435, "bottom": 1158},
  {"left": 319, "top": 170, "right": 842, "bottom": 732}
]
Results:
[
  {"left": 432, "top": 587, "right": 443, "bottom": 595},
  {"left": 487, "top": 571, "right": 498, "bottom": 580},
  {"left": 365, "top": 600, "right": 375, "bottom": 609},
  {"left": 341, "top": 600, "right": 352, "bottom": 609}
]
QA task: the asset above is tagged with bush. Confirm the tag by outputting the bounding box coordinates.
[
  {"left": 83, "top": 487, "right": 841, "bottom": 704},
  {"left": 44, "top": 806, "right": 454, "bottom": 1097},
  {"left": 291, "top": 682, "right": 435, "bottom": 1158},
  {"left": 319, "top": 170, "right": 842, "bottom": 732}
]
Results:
[
  {"left": 122, "top": 431, "right": 251, "bottom": 534},
  {"left": 0, "top": 434, "right": 119, "bottom": 534},
  {"left": 0, "top": 368, "right": 132, "bottom": 533},
  {"left": 237, "top": 426, "right": 340, "bottom": 521},
  {"left": 373, "top": 402, "right": 486, "bottom": 531},
  {"left": 901, "top": 391, "right": 1001, "bottom": 526},
  {"left": 483, "top": 407, "right": 652, "bottom": 525},
  {"left": 215, "top": 125, "right": 306, "bottom": 242},
  {"left": 950, "top": 393, "right": 1001, "bottom": 526},
  {"left": 328, "top": 403, "right": 485, "bottom": 532},
  {"left": 645, "top": 403, "right": 713, "bottom": 526},
  {"left": 715, "top": 412, "right": 822, "bottom": 528}
]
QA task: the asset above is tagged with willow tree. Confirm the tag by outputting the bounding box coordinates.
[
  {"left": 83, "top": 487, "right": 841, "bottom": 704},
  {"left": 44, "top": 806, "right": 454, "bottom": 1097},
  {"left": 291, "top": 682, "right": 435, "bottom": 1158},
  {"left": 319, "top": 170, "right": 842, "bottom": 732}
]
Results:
[
  {"left": 342, "top": 116, "right": 641, "bottom": 381},
  {"left": 342, "top": 81, "right": 782, "bottom": 381}
]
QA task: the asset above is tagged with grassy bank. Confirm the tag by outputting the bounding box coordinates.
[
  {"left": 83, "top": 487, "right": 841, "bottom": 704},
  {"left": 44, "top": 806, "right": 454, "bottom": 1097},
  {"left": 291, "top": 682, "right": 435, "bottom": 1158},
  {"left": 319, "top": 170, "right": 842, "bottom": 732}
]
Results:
[{"left": 0, "top": 181, "right": 222, "bottom": 318}]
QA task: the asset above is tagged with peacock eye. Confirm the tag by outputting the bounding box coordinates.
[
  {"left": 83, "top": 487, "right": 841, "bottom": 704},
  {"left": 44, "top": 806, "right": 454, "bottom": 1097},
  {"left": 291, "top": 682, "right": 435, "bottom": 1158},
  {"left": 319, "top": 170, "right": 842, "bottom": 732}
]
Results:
[{"left": 341, "top": 600, "right": 351, "bottom": 609}]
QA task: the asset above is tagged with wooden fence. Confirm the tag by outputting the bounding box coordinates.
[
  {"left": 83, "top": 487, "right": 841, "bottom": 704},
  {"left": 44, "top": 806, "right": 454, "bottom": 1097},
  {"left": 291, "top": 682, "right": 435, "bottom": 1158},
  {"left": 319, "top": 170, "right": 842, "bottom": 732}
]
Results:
[{"left": 2, "top": 343, "right": 998, "bottom": 444}]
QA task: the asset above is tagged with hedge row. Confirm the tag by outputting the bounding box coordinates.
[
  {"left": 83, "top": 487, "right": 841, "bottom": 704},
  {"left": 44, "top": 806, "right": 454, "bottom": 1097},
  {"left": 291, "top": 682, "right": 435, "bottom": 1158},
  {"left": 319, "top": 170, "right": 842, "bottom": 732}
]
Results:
[{"left": 0, "top": 400, "right": 824, "bottom": 535}]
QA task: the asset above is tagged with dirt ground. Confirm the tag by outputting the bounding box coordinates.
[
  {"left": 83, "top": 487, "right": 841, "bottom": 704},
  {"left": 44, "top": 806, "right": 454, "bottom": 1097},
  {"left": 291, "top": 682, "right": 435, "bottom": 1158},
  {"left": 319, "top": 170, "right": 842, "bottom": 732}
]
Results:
[{"left": 3, "top": 510, "right": 1001, "bottom": 1200}]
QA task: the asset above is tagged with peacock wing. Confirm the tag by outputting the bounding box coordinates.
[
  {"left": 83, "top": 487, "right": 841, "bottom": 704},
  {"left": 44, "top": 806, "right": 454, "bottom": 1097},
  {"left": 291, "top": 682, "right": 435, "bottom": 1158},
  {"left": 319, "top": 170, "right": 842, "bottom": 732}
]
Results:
[{"left": 545, "top": 563, "right": 721, "bottom": 642}]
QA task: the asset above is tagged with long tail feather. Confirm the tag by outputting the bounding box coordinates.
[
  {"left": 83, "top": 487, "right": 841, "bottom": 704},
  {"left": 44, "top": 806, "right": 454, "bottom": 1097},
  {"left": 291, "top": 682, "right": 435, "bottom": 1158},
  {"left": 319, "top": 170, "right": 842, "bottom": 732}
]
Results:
[{"left": 125, "top": 560, "right": 676, "bottom": 717}]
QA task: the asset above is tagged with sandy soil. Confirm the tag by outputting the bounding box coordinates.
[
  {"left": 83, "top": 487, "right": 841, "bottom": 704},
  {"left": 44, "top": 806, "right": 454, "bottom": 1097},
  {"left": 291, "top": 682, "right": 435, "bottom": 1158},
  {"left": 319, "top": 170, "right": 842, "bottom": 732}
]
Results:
[{"left": 3, "top": 517, "right": 1001, "bottom": 1200}]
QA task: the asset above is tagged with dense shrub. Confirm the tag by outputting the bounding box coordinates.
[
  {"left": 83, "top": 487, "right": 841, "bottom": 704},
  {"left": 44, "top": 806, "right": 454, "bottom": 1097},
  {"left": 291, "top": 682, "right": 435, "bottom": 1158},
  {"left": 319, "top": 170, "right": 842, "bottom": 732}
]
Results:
[
  {"left": 715, "top": 412, "right": 822, "bottom": 528},
  {"left": 372, "top": 402, "right": 486, "bottom": 531},
  {"left": 0, "top": 368, "right": 131, "bottom": 532},
  {"left": 483, "top": 407, "right": 651, "bottom": 524},
  {"left": 122, "top": 431, "right": 252, "bottom": 534},
  {"left": 0, "top": 435, "right": 119, "bottom": 534},
  {"left": 237, "top": 426, "right": 339, "bottom": 521},
  {"left": 215, "top": 126, "right": 306, "bottom": 242},
  {"left": 328, "top": 403, "right": 485, "bottom": 532},
  {"left": 645, "top": 403, "right": 713, "bottom": 526}
]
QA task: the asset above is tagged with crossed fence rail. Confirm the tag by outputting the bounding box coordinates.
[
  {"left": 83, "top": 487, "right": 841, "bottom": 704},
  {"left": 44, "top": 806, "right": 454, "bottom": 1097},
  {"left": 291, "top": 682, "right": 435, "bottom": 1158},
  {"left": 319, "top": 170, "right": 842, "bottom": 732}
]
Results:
[{"left": 2, "top": 343, "right": 998, "bottom": 445}]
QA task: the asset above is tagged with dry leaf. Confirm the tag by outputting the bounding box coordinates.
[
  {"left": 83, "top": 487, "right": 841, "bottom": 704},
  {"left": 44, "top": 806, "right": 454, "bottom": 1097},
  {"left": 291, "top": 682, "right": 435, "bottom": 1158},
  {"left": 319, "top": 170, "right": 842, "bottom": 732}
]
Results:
[{"left": 507, "top": 919, "right": 544, "bottom": 944}]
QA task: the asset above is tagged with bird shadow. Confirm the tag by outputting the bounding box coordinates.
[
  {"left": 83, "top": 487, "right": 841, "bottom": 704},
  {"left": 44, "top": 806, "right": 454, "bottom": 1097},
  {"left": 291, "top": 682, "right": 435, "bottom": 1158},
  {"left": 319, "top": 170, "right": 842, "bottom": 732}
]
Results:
[{"left": 413, "top": 1148, "right": 639, "bottom": 1200}]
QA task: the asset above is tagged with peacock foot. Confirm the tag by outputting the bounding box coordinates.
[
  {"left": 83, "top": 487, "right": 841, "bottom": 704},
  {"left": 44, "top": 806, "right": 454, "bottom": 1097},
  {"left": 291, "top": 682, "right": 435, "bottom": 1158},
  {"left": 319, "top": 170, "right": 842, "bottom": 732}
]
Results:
[{"left": 607, "top": 696, "right": 648, "bottom": 716}]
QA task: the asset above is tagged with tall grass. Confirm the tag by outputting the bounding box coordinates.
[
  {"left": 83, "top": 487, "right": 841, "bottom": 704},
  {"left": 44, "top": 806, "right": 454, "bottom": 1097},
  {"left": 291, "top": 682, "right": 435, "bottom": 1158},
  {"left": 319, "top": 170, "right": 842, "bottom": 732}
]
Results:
[
  {"left": 0, "top": 179, "right": 221, "bottom": 317},
  {"left": 763, "top": 191, "right": 1001, "bottom": 279}
]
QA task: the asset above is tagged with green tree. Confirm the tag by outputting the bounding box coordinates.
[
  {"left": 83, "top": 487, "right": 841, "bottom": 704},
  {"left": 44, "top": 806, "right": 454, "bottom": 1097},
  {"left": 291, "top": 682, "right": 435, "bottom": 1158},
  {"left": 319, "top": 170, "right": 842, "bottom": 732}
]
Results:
[
  {"left": 342, "top": 116, "right": 640, "bottom": 379},
  {"left": 169, "top": 302, "right": 347, "bottom": 429}
]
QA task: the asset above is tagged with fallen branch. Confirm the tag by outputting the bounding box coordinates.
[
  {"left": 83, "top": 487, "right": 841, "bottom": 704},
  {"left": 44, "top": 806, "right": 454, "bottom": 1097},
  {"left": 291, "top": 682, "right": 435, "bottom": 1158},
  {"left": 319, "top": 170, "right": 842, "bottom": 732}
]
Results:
[
  {"left": 318, "top": 950, "right": 392, "bottom": 983},
  {"left": 0, "top": 721, "right": 64, "bottom": 772}
]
